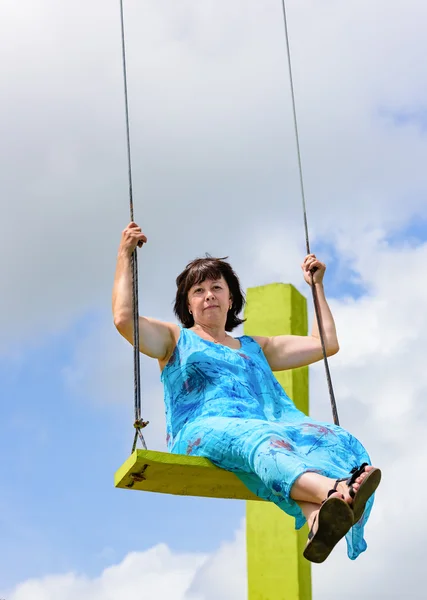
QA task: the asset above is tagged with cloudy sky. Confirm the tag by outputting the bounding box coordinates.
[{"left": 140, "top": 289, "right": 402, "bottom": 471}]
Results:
[{"left": 1, "top": 0, "right": 426, "bottom": 598}]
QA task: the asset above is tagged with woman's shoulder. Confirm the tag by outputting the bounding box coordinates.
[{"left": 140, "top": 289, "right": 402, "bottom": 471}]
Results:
[
  {"left": 248, "top": 335, "right": 268, "bottom": 350},
  {"left": 167, "top": 322, "right": 182, "bottom": 340}
]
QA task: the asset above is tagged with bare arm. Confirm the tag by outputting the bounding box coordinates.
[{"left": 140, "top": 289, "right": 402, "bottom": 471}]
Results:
[
  {"left": 112, "top": 223, "right": 176, "bottom": 361},
  {"left": 254, "top": 256, "right": 339, "bottom": 371}
]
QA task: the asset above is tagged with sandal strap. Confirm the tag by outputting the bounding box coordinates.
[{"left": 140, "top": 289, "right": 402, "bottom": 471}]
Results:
[
  {"left": 321, "top": 465, "right": 371, "bottom": 504},
  {"left": 307, "top": 514, "right": 318, "bottom": 540},
  {"left": 323, "top": 465, "right": 371, "bottom": 504},
  {"left": 326, "top": 477, "right": 348, "bottom": 499},
  {"left": 346, "top": 463, "right": 369, "bottom": 487}
]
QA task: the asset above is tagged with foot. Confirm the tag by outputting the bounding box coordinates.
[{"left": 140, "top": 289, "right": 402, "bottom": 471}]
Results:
[
  {"left": 305, "top": 490, "right": 343, "bottom": 530},
  {"left": 304, "top": 494, "right": 354, "bottom": 563},
  {"left": 336, "top": 465, "right": 381, "bottom": 523},
  {"left": 336, "top": 465, "right": 376, "bottom": 505}
]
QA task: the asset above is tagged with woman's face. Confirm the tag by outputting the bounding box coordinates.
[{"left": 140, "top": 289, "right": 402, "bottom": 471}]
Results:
[{"left": 187, "top": 276, "right": 232, "bottom": 327}]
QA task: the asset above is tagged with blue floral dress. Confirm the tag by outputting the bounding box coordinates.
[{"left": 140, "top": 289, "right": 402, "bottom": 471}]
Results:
[{"left": 161, "top": 327, "right": 374, "bottom": 559}]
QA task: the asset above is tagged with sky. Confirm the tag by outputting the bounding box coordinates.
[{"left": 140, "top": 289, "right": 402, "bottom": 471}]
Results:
[{"left": 1, "top": 0, "right": 427, "bottom": 597}]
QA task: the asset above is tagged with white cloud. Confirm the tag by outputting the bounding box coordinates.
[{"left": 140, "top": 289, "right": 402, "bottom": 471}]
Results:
[
  {"left": 1, "top": 0, "right": 427, "bottom": 351},
  {"left": 63, "top": 313, "right": 168, "bottom": 449},
  {"left": 4, "top": 544, "right": 204, "bottom": 600},
  {"left": 3, "top": 526, "right": 246, "bottom": 600},
  {"left": 183, "top": 526, "right": 246, "bottom": 600},
  {"left": 2, "top": 0, "right": 427, "bottom": 597},
  {"left": 302, "top": 236, "right": 427, "bottom": 597}
]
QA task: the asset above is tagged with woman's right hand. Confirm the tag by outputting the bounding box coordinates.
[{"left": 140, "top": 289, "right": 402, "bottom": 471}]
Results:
[{"left": 119, "top": 222, "right": 147, "bottom": 255}]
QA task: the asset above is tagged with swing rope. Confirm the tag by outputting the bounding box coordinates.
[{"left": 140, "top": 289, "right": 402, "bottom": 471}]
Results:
[
  {"left": 119, "top": 0, "right": 147, "bottom": 451},
  {"left": 118, "top": 0, "right": 340, "bottom": 451},
  {"left": 280, "top": 0, "right": 340, "bottom": 426}
]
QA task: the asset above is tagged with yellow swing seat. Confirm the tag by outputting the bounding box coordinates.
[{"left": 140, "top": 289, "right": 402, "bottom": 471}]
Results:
[{"left": 114, "top": 449, "right": 264, "bottom": 501}]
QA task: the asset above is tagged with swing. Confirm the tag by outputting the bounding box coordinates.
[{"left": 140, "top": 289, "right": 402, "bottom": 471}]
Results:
[
  {"left": 115, "top": 448, "right": 263, "bottom": 500},
  {"left": 114, "top": 0, "right": 339, "bottom": 499}
]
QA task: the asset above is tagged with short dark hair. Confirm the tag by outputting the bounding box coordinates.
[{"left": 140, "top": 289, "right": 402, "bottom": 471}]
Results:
[{"left": 174, "top": 255, "right": 246, "bottom": 331}]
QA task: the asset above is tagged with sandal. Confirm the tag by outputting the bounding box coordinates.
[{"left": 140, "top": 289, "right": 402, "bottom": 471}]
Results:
[
  {"left": 303, "top": 491, "right": 354, "bottom": 564},
  {"left": 346, "top": 463, "right": 382, "bottom": 523}
]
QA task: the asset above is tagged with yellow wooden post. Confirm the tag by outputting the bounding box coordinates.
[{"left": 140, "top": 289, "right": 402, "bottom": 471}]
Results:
[{"left": 244, "top": 284, "right": 312, "bottom": 600}]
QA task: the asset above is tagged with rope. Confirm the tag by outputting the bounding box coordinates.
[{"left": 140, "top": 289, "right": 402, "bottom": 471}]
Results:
[
  {"left": 117, "top": 0, "right": 339, "bottom": 434},
  {"left": 119, "top": 0, "right": 148, "bottom": 450},
  {"left": 279, "top": 0, "right": 340, "bottom": 426}
]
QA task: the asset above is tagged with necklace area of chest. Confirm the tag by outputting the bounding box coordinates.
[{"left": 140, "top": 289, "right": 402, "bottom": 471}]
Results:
[{"left": 193, "top": 328, "right": 239, "bottom": 349}]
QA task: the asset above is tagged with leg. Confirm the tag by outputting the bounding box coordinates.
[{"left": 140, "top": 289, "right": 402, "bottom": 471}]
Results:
[
  {"left": 292, "top": 466, "right": 381, "bottom": 563},
  {"left": 294, "top": 481, "right": 354, "bottom": 564},
  {"left": 290, "top": 466, "right": 379, "bottom": 509},
  {"left": 302, "top": 495, "right": 354, "bottom": 564},
  {"left": 175, "top": 417, "right": 379, "bottom": 560},
  {"left": 291, "top": 472, "right": 343, "bottom": 504},
  {"left": 297, "top": 500, "right": 320, "bottom": 530}
]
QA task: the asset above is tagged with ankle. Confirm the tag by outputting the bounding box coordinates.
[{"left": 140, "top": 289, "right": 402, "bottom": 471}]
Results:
[{"left": 307, "top": 510, "right": 318, "bottom": 529}]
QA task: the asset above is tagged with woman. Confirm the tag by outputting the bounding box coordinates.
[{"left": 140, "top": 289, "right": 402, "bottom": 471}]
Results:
[{"left": 113, "top": 222, "right": 381, "bottom": 564}]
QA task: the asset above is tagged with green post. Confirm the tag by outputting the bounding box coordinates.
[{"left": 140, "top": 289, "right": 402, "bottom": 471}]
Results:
[{"left": 244, "top": 284, "right": 312, "bottom": 600}]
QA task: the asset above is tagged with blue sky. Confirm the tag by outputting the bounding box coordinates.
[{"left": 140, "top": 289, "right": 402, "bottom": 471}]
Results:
[
  {"left": 385, "top": 215, "right": 427, "bottom": 247},
  {"left": 2, "top": 0, "right": 427, "bottom": 598},
  {"left": 380, "top": 106, "right": 427, "bottom": 133},
  {"left": 0, "top": 314, "right": 247, "bottom": 587}
]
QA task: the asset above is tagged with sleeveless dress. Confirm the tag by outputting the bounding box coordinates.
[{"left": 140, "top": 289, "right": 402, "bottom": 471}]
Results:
[{"left": 161, "top": 327, "right": 374, "bottom": 560}]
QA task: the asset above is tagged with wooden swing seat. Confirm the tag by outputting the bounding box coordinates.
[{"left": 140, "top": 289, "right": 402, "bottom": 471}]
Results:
[{"left": 114, "top": 449, "right": 264, "bottom": 501}]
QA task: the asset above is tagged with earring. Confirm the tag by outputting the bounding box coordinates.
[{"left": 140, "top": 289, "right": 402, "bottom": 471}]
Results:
[{"left": 189, "top": 310, "right": 192, "bottom": 315}]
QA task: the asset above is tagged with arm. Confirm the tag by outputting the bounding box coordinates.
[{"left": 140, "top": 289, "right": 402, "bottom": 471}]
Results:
[
  {"left": 254, "top": 255, "right": 339, "bottom": 371},
  {"left": 112, "top": 223, "right": 176, "bottom": 361}
]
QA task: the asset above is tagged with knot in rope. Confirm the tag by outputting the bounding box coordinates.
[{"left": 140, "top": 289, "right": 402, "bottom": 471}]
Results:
[{"left": 134, "top": 419, "right": 149, "bottom": 430}]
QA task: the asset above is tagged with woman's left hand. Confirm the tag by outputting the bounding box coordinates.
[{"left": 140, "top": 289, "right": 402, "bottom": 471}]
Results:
[{"left": 301, "top": 254, "right": 326, "bottom": 286}]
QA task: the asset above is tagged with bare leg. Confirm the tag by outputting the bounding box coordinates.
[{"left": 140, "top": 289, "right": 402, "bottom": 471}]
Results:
[
  {"left": 290, "top": 466, "right": 376, "bottom": 506},
  {"left": 297, "top": 501, "right": 321, "bottom": 529},
  {"left": 296, "top": 467, "right": 379, "bottom": 563}
]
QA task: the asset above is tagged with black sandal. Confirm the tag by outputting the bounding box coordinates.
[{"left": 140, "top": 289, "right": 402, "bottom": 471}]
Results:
[
  {"left": 346, "top": 463, "right": 382, "bottom": 523},
  {"left": 303, "top": 489, "right": 354, "bottom": 564}
]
